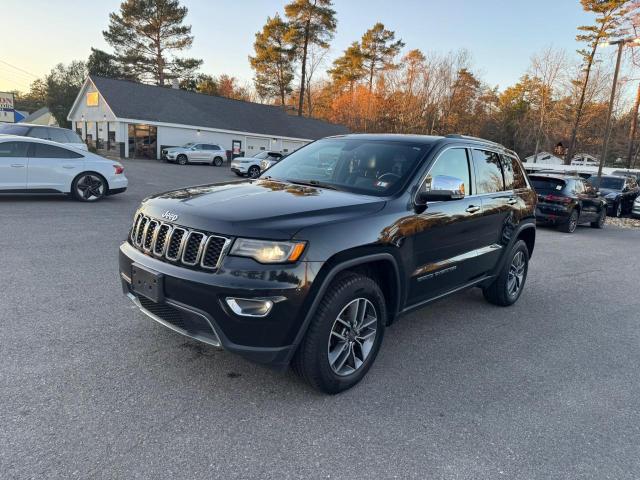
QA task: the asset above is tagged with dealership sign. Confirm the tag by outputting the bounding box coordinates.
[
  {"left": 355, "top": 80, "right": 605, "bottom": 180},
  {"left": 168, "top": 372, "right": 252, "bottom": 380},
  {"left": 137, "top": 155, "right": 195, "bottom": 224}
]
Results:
[{"left": 0, "top": 91, "right": 15, "bottom": 123}]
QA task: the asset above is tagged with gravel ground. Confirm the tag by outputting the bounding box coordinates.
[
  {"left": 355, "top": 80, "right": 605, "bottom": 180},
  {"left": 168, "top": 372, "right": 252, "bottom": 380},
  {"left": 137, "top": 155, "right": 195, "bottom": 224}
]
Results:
[{"left": 2, "top": 158, "right": 640, "bottom": 480}]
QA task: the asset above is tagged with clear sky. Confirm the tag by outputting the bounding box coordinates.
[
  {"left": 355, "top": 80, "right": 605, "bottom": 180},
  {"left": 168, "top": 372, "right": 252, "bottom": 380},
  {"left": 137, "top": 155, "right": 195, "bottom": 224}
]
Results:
[{"left": 1, "top": 0, "right": 595, "bottom": 93}]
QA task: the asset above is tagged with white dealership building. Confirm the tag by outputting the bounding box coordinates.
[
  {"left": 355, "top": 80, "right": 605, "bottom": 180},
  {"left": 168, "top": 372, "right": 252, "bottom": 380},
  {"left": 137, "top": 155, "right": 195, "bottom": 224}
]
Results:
[{"left": 67, "top": 76, "right": 348, "bottom": 160}]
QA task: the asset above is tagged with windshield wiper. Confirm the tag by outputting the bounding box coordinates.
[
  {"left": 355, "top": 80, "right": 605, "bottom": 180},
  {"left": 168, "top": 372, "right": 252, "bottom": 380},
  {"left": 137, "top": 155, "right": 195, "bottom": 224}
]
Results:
[{"left": 286, "top": 179, "right": 340, "bottom": 190}]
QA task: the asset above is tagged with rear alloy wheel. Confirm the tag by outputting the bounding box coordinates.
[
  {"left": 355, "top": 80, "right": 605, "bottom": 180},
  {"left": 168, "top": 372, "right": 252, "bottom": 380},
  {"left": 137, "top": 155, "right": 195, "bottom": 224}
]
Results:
[
  {"left": 177, "top": 154, "right": 188, "bottom": 165},
  {"left": 213, "top": 156, "right": 224, "bottom": 167},
  {"left": 293, "top": 273, "right": 386, "bottom": 394},
  {"left": 72, "top": 173, "right": 106, "bottom": 202},
  {"left": 591, "top": 209, "right": 606, "bottom": 229},
  {"left": 248, "top": 165, "right": 260, "bottom": 178},
  {"left": 559, "top": 209, "right": 578, "bottom": 233},
  {"left": 615, "top": 202, "right": 622, "bottom": 218},
  {"left": 483, "top": 240, "right": 529, "bottom": 306}
]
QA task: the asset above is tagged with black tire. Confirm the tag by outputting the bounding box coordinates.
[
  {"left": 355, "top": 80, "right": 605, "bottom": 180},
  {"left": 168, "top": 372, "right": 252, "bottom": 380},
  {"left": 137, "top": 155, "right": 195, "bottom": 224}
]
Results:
[
  {"left": 71, "top": 172, "right": 107, "bottom": 202},
  {"left": 591, "top": 208, "right": 606, "bottom": 228},
  {"left": 248, "top": 165, "right": 260, "bottom": 178},
  {"left": 559, "top": 209, "right": 578, "bottom": 233},
  {"left": 177, "top": 154, "right": 188, "bottom": 165},
  {"left": 614, "top": 201, "right": 622, "bottom": 218},
  {"left": 482, "top": 240, "right": 529, "bottom": 307},
  {"left": 292, "top": 273, "right": 386, "bottom": 394},
  {"left": 213, "top": 156, "right": 224, "bottom": 167}
]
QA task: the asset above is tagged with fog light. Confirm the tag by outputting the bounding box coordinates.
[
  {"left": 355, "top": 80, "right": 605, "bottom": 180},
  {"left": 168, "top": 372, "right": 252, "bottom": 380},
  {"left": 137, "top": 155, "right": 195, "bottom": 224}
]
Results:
[{"left": 226, "top": 297, "right": 276, "bottom": 317}]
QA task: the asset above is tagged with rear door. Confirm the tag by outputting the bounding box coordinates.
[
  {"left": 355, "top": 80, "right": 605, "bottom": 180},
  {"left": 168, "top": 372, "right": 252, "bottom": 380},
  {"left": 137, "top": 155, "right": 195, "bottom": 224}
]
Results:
[
  {"left": 27, "top": 142, "right": 85, "bottom": 192},
  {"left": 471, "top": 149, "right": 511, "bottom": 273},
  {"left": 0, "top": 141, "right": 29, "bottom": 191}
]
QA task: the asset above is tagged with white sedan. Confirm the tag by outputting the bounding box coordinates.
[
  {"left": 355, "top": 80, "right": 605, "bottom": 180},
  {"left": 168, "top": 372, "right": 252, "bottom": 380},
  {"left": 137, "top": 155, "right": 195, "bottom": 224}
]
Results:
[{"left": 0, "top": 135, "right": 128, "bottom": 202}]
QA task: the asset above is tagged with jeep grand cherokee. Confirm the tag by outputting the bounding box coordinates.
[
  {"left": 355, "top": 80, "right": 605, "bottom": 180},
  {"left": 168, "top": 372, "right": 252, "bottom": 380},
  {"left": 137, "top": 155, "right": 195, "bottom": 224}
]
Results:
[{"left": 119, "top": 134, "right": 536, "bottom": 394}]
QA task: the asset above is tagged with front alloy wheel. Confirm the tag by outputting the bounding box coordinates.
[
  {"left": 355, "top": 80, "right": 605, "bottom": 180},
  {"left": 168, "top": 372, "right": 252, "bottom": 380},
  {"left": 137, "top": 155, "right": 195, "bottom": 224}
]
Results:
[
  {"left": 328, "top": 298, "right": 378, "bottom": 376},
  {"left": 293, "top": 273, "right": 386, "bottom": 394},
  {"left": 248, "top": 165, "right": 260, "bottom": 178},
  {"left": 72, "top": 174, "right": 106, "bottom": 202}
]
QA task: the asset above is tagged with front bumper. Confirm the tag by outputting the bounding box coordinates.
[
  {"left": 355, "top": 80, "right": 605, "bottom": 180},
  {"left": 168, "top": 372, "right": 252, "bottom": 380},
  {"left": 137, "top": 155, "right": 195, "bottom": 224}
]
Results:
[
  {"left": 119, "top": 242, "right": 319, "bottom": 368},
  {"left": 230, "top": 162, "right": 249, "bottom": 174}
]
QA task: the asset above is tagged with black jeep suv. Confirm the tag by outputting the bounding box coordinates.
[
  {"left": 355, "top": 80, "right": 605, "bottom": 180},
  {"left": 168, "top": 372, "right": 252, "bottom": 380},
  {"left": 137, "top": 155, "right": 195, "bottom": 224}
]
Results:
[{"left": 119, "top": 134, "right": 536, "bottom": 393}]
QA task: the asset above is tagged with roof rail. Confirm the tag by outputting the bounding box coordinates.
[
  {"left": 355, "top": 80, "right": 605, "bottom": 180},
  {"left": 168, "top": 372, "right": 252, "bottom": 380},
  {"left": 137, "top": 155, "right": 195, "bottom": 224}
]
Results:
[{"left": 445, "top": 134, "right": 503, "bottom": 147}]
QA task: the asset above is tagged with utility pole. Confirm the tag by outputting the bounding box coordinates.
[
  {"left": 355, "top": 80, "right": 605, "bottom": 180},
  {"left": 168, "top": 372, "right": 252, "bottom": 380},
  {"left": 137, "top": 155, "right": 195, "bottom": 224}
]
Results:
[
  {"left": 626, "top": 82, "right": 640, "bottom": 169},
  {"left": 597, "top": 37, "right": 640, "bottom": 183}
]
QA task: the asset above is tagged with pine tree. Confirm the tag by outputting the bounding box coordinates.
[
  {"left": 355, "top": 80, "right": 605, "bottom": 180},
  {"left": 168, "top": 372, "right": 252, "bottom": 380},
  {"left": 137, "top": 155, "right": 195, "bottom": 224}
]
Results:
[
  {"left": 328, "top": 42, "right": 366, "bottom": 90},
  {"left": 284, "top": 0, "right": 337, "bottom": 116},
  {"left": 103, "top": 0, "right": 202, "bottom": 86},
  {"left": 249, "top": 14, "right": 295, "bottom": 106},
  {"left": 360, "top": 23, "right": 404, "bottom": 92},
  {"left": 565, "top": 0, "right": 631, "bottom": 164},
  {"left": 87, "top": 48, "right": 137, "bottom": 81}
]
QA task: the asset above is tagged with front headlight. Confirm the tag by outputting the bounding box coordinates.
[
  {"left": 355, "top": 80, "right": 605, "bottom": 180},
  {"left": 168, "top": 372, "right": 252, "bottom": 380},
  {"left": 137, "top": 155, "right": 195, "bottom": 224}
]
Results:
[
  {"left": 605, "top": 192, "right": 619, "bottom": 200},
  {"left": 635, "top": 197, "right": 640, "bottom": 205},
  {"left": 230, "top": 238, "right": 306, "bottom": 263}
]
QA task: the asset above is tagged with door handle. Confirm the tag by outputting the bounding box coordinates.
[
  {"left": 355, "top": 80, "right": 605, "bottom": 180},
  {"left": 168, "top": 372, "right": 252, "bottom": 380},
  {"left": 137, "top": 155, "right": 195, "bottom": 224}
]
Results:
[
  {"left": 10, "top": 164, "right": 25, "bottom": 168},
  {"left": 465, "top": 205, "right": 481, "bottom": 213},
  {"left": 62, "top": 165, "right": 75, "bottom": 169},
  {"left": 507, "top": 197, "right": 518, "bottom": 205}
]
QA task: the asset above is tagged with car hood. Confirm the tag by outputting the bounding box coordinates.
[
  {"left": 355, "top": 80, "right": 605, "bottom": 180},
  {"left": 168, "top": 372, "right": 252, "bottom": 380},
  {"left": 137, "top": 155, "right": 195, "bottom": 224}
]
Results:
[
  {"left": 165, "top": 147, "right": 187, "bottom": 153},
  {"left": 138, "top": 179, "right": 386, "bottom": 238}
]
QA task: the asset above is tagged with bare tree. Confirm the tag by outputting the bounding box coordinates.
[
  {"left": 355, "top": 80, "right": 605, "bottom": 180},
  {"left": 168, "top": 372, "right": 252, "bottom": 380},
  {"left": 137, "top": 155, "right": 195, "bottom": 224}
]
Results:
[{"left": 529, "top": 47, "right": 567, "bottom": 161}]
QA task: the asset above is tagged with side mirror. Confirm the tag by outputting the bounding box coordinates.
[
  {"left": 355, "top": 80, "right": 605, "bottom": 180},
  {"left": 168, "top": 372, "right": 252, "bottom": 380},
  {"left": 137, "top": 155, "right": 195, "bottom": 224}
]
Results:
[{"left": 417, "top": 175, "right": 466, "bottom": 204}]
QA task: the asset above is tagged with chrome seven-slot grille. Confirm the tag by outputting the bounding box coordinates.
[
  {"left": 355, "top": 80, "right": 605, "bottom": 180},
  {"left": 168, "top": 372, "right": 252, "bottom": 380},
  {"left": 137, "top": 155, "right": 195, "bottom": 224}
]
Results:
[{"left": 130, "top": 213, "right": 230, "bottom": 271}]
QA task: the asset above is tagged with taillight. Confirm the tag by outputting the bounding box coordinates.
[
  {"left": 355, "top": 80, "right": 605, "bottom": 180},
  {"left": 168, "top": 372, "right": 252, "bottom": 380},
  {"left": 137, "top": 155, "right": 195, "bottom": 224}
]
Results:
[
  {"left": 544, "top": 194, "right": 571, "bottom": 204},
  {"left": 114, "top": 165, "right": 124, "bottom": 175}
]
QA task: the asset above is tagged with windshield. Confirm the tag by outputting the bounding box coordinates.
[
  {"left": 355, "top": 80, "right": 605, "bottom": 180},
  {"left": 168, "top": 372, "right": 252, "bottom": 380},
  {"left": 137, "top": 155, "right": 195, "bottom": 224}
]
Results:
[
  {"left": 252, "top": 151, "right": 270, "bottom": 159},
  {"left": 0, "top": 124, "right": 29, "bottom": 136},
  {"left": 588, "top": 176, "right": 624, "bottom": 190},
  {"left": 181, "top": 143, "right": 195, "bottom": 148},
  {"left": 262, "top": 138, "right": 431, "bottom": 195}
]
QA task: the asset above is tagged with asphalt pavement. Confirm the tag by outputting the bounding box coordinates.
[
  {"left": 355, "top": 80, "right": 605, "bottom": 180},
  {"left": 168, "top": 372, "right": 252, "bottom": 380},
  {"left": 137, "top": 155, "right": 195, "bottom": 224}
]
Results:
[{"left": 1, "top": 158, "right": 640, "bottom": 479}]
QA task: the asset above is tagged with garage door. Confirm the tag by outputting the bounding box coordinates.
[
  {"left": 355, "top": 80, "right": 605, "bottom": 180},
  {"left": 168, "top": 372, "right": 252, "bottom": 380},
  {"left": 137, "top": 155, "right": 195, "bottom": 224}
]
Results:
[
  {"left": 282, "top": 140, "right": 307, "bottom": 154},
  {"left": 246, "top": 137, "right": 270, "bottom": 155}
]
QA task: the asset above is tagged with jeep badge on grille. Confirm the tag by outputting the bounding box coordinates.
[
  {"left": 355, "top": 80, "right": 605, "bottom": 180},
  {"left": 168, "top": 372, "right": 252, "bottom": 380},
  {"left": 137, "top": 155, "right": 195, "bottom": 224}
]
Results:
[{"left": 162, "top": 210, "right": 179, "bottom": 222}]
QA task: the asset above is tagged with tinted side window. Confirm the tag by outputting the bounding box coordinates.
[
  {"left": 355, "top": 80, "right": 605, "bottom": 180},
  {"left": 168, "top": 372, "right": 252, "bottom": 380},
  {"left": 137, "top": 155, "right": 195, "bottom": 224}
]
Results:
[
  {"left": 511, "top": 156, "right": 527, "bottom": 189},
  {"left": 194, "top": 144, "right": 204, "bottom": 150},
  {"left": 428, "top": 148, "right": 471, "bottom": 195},
  {"left": 49, "top": 129, "right": 69, "bottom": 143},
  {"left": 33, "top": 143, "right": 83, "bottom": 159},
  {"left": 472, "top": 149, "right": 504, "bottom": 194},
  {"left": 64, "top": 130, "right": 83, "bottom": 143},
  {"left": 500, "top": 154, "right": 515, "bottom": 190},
  {"left": 0, "top": 141, "right": 29, "bottom": 157},
  {"left": 27, "top": 128, "right": 49, "bottom": 140}
]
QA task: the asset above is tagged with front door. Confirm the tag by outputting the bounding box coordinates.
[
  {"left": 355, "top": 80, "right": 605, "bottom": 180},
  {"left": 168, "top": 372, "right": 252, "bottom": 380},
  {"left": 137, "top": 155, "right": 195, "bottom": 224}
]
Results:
[
  {"left": 407, "top": 147, "right": 485, "bottom": 305},
  {"left": 0, "top": 141, "right": 29, "bottom": 190}
]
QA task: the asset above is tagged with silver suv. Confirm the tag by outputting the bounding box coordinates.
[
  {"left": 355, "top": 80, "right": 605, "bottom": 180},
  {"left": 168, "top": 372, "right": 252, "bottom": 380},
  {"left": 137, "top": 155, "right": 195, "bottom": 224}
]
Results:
[{"left": 161, "top": 143, "right": 227, "bottom": 166}]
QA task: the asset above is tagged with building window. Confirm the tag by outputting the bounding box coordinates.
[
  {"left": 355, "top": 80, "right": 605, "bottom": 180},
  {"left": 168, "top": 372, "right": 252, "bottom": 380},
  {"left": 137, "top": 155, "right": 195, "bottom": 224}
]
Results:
[{"left": 86, "top": 92, "right": 99, "bottom": 107}]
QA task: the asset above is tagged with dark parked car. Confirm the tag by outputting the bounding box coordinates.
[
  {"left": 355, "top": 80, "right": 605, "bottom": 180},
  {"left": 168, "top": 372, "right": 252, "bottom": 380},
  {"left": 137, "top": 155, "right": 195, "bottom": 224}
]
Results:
[
  {"left": 120, "top": 134, "right": 537, "bottom": 393},
  {"left": 530, "top": 173, "right": 607, "bottom": 233},
  {"left": 587, "top": 174, "right": 640, "bottom": 218}
]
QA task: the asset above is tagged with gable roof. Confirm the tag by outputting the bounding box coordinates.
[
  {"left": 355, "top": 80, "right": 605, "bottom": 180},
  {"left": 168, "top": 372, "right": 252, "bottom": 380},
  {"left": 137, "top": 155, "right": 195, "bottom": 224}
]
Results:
[
  {"left": 23, "top": 107, "right": 50, "bottom": 123},
  {"left": 87, "top": 76, "right": 349, "bottom": 140}
]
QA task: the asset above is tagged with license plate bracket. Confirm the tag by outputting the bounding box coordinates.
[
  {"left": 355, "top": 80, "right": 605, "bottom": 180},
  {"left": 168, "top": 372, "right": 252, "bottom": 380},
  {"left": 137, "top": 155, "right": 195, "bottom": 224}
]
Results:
[{"left": 131, "top": 263, "right": 164, "bottom": 302}]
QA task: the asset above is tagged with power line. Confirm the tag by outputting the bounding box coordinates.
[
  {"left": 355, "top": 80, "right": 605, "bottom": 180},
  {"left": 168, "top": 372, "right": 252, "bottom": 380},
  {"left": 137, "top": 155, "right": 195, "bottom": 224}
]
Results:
[{"left": 0, "top": 59, "right": 39, "bottom": 79}]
